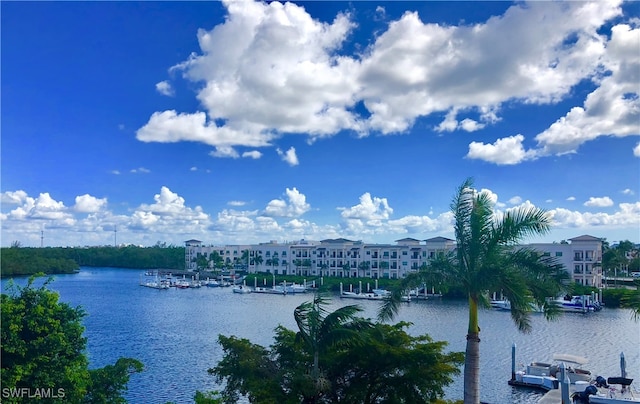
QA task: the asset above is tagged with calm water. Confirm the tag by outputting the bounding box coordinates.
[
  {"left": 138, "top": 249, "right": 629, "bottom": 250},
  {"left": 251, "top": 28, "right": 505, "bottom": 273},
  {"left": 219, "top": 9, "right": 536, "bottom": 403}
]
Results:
[{"left": 2, "top": 268, "right": 639, "bottom": 404}]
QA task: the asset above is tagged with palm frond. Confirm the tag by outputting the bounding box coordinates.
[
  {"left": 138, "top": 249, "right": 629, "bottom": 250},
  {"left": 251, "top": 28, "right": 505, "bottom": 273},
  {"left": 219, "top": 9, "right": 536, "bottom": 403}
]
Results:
[{"left": 495, "top": 206, "right": 552, "bottom": 245}]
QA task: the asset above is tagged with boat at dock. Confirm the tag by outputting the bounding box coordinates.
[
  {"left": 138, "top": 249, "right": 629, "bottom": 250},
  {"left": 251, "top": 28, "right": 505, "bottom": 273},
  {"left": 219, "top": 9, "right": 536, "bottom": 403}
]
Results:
[
  {"left": 232, "top": 285, "right": 252, "bottom": 294},
  {"left": 555, "top": 294, "right": 603, "bottom": 313},
  {"left": 341, "top": 291, "right": 373, "bottom": 299},
  {"left": 252, "top": 286, "right": 286, "bottom": 295},
  {"left": 526, "top": 353, "right": 593, "bottom": 384},
  {"left": 139, "top": 272, "right": 170, "bottom": 289},
  {"left": 572, "top": 352, "right": 639, "bottom": 403},
  {"left": 584, "top": 377, "right": 639, "bottom": 403}
]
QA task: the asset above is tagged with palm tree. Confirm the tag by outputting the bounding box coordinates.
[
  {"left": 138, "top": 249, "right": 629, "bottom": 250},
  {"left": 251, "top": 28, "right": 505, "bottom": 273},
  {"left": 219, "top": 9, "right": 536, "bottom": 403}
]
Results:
[
  {"left": 253, "top": 254, "right": 263, "bottom": 272},
  {"left": 622, "top": 279, "right": 640, "bottom": 321},
  {"left": 379, "top": 178, "right": 568, "bottom": 404},
  {"left": 294, "top": 292, "right": 372, "bottom": 403},
  {"left": 241, "top": 250, "right": 249, "bottom": 270}
]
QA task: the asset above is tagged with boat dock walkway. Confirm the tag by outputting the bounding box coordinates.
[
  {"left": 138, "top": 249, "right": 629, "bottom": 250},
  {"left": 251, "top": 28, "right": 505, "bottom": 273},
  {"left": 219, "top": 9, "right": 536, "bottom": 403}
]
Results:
[{"left": 537, "top": 387, "right": 572, "bottom": 403}]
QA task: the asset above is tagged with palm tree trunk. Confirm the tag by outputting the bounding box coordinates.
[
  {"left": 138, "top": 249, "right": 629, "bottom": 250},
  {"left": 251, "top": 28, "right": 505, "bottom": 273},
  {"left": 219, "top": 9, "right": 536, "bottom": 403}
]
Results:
[{"left": 464, "top": 295, "right": 481, "bottom": 404}]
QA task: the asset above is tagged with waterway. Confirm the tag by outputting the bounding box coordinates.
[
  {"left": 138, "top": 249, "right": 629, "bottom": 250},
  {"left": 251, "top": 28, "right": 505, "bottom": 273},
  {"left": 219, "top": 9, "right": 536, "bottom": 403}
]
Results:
[{"left": 2, "top": 268, "right": 639, "bottom": 404}]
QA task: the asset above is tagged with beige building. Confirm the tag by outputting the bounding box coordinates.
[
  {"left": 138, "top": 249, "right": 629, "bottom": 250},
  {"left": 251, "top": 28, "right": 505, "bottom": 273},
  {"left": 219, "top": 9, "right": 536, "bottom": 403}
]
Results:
[{"left": 184, "top": 234, "right": 603, "bottom": 287}]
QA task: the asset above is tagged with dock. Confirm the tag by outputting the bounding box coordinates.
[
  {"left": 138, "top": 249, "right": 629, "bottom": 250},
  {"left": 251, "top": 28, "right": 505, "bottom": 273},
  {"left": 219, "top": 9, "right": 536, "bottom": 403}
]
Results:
[{"left": 538, "top": 388, "right": 567, "bottom": 403}]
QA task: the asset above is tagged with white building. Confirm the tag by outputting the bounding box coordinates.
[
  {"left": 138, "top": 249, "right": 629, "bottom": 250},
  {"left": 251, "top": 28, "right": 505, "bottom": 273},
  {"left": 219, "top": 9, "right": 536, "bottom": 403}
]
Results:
[
  {"left": 184, "top": 234, "right": 603, "bottom": 287},
  {"left": 527, "top": 235, "right": 603, "bottom": 288}
]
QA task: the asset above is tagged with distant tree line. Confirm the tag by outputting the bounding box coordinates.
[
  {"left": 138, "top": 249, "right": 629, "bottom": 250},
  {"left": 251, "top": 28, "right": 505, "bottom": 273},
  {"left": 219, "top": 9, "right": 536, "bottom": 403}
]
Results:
[{"left": 1, "top": 243, "right": 185, "bottom": 277}]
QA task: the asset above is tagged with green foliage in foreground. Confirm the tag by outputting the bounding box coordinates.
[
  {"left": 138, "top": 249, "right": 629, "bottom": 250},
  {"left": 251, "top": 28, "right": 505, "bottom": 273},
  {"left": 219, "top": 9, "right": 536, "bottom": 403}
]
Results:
[
  {"left": 1, "top": 275, "right": 143, "bottom": 403},
  {"left": 207, "top": 292, "right": 464, "bottom": 404}
]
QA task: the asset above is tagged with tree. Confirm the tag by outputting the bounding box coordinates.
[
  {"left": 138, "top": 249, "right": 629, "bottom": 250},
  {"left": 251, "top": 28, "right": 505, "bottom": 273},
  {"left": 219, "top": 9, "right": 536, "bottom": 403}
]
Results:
[
  {"left": 196, "top": 254, "right": 210, "bottom": 271},
  {"left": 357, "top": 261, "right": 370, "bottom": 277},
  {"left": 84, "top": 358, "right": 144, "bottom": 403},
  {"left": 379, "top": 178, "right": 568, "bottom": 404},
  {"left": 622, "top": 279, "right": 640, "bottom": 321},
  {"left": 209, "top": 251, "right": 224, "bottom": 270},
  {"left": 241, "top": 250, "right": 250, "bottom": 269},
  {"left": 210, "top": 292, "right": 463, "bottom": 404},
  {"left": 252, "top": 254, "right": 263, "bottom": 271},
  {"left": 1, "top": 275, "right": 143, "bottom": 403},
  {"left": 292, "top": 293, "right": 371, "bottom": 400}
]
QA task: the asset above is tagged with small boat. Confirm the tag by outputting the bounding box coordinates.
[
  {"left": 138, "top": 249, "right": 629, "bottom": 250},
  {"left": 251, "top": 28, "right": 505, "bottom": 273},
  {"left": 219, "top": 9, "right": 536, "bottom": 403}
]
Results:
[
  {"left": 204, "top": 279, "right": 221, "bottom": 287},
  {"left": 140, "top": 280, "right": 169, "bottom": 290},
  {"left": 572, "top": 377, "right": 639, "bottom": 403},
  {"left": 252, "top": 286, "right": 286, "bottom": 295},
  {"left": 340, "top": 291, "right": 373, "bottom": 299},
  {"left": 175, "top": 280, "right": 190, "bottom": 289},
  {"left": 232, "top": 285, "right": 252, "bottom": 294},
  {"left": 285, "top": 282, "right": 308, "bottom": 293},
  {"left": 490, "top": 299, "right": 511, "bottom": 310},
  {"left": 139, "top": 273, "right": 169, "bottom": 289},
  {"left": 509, "top": 370, "right": 559, "bottom": 391},
  {"left": 554, "top": 295, "right": 603, "bottom": 313},
  {"left": 526, "top": 354, "right": 592, "bottom": 384}
]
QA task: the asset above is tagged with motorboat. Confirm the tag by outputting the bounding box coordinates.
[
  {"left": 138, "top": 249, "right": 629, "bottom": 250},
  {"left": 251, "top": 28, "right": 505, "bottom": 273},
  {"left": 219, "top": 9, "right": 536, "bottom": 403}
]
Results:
[
  {"left": 526, "top": 354, "right": 592, "bottom": 384},
  {"left": 252, "top": 286, "right": 286, "bottom": 295},
  {"left": 554, "top": 295, "right": 603, "bottom": 313},
  {"left": 232, "top": 285, "right": 252, "bottom": 294},
  {"left": 572, "top": 377, "right": 639, "bottom": 403},
  {"left": 490, "top": 299, "right": 511, "bottom": 310},
  {"left": 509, "top": 370, "right": 558, "bottom": 391},
  {"left": 341, "top": 291, "right": 373, "bottom": 299},
  {"left": 286, "top": 283, "right": 308, "bottom": 293}
]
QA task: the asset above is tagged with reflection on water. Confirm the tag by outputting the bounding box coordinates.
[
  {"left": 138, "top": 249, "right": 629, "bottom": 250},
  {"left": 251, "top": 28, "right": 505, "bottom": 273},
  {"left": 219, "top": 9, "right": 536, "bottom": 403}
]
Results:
[{"left": 3, "top": 268, "right": 639, "bottom": 404}]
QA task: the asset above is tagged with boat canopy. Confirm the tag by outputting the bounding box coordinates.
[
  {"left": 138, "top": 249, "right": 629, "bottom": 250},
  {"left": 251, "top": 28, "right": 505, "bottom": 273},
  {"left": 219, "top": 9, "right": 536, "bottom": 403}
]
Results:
[{"left": 552, "top": 353, "right": 588, "bottom": 365}]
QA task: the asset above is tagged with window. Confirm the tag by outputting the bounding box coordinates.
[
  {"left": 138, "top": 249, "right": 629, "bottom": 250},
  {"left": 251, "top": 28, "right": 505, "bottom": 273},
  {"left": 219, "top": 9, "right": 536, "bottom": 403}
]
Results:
[
  {"left": 543, "top": 252, "right": 551, "bottom": 257},
  {"left": 555, "top": 252, "right": 563, "bottom": 257}
]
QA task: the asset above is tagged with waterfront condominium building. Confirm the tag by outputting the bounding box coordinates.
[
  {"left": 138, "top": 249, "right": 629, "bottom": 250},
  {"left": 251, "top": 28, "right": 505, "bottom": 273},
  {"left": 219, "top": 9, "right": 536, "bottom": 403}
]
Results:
[{"left": 184, "top": 234, "right": 603, "bottom": 288}]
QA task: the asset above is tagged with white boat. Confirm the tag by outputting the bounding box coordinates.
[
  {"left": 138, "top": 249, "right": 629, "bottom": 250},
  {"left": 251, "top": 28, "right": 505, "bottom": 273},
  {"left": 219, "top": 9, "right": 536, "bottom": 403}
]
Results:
[
  {"left": 204, "top": 279, "right": 221, "bottom": 287},
  {"left": 526, "top": 354, "right": 592, "bottom": 384},
  {"left": 232, "top": 285, "right": 252, "bottom": 294},
  {"left": 140, "top": 280, "right": 169, "bottom": 290},
  {"left": 510, "top": 370, "right": 559, "bottom": 391},
  {"left": 285, "top": 282, "right": 308, "bottom": 293},
  {"left": 139, "top": 273, "right": 169, "bottom": 289},
  {"left": 572, "top": 377, "right": 639, "bottom": 403},
  {"left": 554, "top": 295, "right": 603, "bottom": 313},
  {"left": 372, "top": 288, "right": 391, "bottom": 297},
  {"left": 341, "top": 291, "right": 373, "bottom": 299},
  {"left": 490, "top": 299, "right": 511, "bottom": 310},
  {"left": 252, "top": 286, "right": 286, "bottom": 295}
]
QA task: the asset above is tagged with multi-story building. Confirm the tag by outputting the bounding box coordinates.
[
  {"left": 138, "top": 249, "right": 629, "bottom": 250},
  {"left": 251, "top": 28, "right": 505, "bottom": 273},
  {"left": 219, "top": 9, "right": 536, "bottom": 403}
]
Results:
[
  {"left": 184, "top": 234, "right": 603, "bottom": 287},
  {"left": 527, "top": 235, "right": 603, "bottom": 288}
]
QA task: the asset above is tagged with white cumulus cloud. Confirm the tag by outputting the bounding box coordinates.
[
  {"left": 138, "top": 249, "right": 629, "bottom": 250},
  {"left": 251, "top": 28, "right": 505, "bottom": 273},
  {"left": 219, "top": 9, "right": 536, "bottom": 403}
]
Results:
[
  {"left": 74, "top": 194, "right": 107, "bottom": 213},
  {"left": 339, "top": 193, "right": 393, "bottom": 221},
  {"left": 264, "top": 187, "right": 310, "bottom": 217},
  {"left": 584, "top": 196, "right": 614, "bottom": 207},
  {"left": 467, "top": 135, "right": 535, "bottom": 165}
]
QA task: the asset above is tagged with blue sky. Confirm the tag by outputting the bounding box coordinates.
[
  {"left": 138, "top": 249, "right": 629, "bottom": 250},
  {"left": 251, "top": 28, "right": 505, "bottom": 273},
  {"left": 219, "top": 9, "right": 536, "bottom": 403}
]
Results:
[{"left": 2, "top": 0, "right": 639, "bottom": 248}]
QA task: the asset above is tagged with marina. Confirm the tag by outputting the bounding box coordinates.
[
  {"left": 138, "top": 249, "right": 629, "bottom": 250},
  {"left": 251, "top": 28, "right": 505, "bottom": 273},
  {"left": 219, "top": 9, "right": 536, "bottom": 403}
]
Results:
[{"left": 3, "top": 268, "right": 639, "bottom": 404}]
